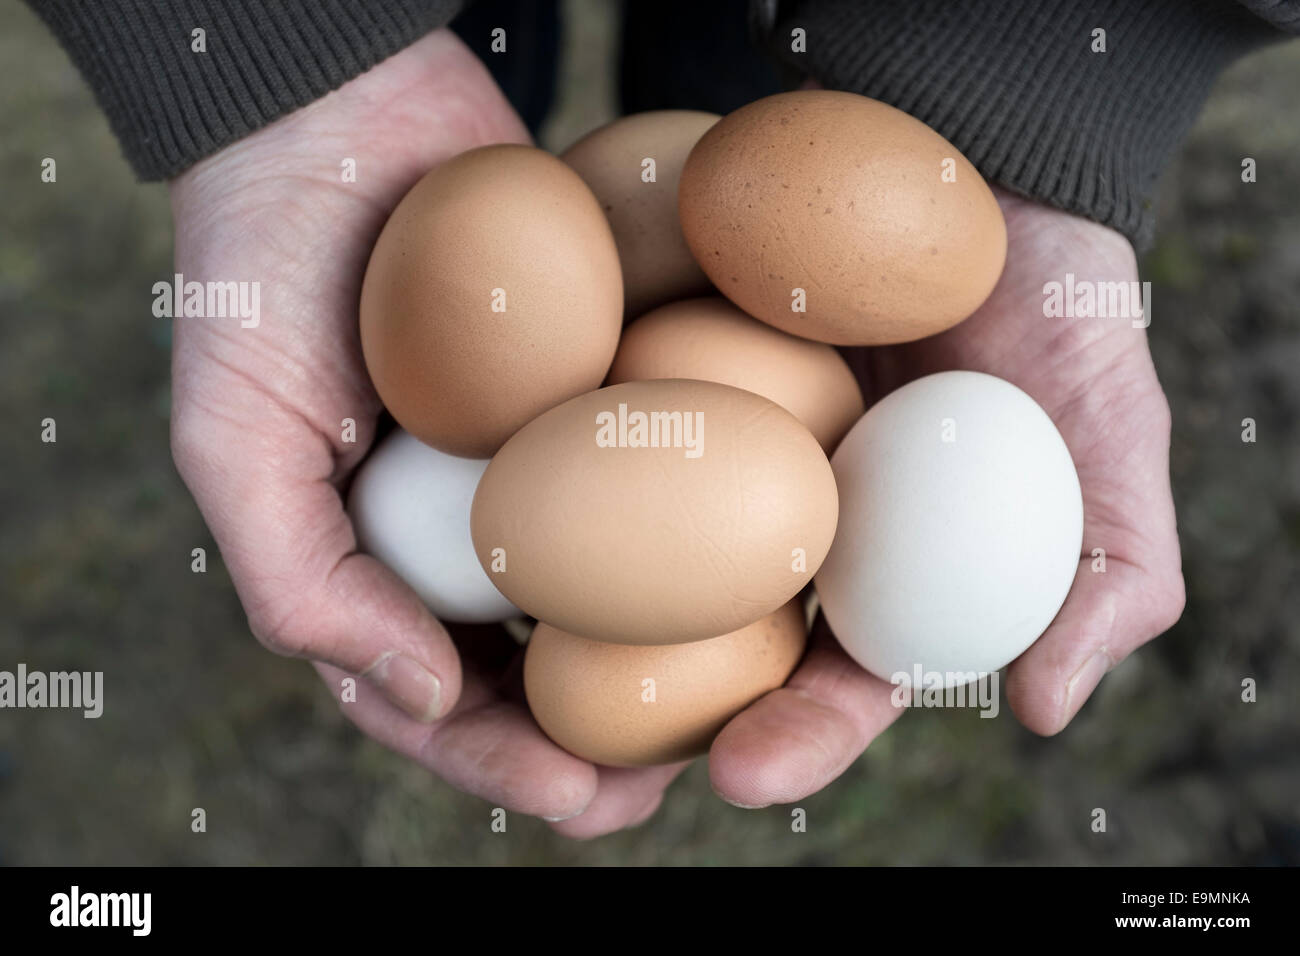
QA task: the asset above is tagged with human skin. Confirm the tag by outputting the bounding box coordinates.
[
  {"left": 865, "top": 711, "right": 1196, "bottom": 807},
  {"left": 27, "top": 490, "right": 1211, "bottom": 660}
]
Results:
[
  {"left": 709, "top": 186, "right": 1186, "bottom": 806},
  {"left": 169, "top": 29, "right": 1184, "bottom": 837}
]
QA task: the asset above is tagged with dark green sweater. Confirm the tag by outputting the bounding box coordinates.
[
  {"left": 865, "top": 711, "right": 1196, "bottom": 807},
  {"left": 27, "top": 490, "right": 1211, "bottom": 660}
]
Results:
[{"left": 26, "top": 0, "right": 1299, "bottom": 245}]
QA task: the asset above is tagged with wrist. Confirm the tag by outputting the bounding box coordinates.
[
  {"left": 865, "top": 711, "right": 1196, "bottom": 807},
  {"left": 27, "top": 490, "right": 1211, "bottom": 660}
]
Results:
[
  {"left": 170, "top": 30, "right": 529, "bottom": 229},
  {"left": 30, "top": 0, "right": 469, "bottom": 181},
  {"left": 761, "top": 0, "right": 1274, "bottom": 248}
]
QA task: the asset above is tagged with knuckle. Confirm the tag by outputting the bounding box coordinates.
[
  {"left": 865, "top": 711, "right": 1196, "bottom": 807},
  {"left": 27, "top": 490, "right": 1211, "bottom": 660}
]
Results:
[
  {"left": 168, "top": 409, "right": 209, "bottom": 483},
  {"left": 246, "top": 601, "right": 314, "bottom": 658},
  {"left": 1149, "top": 571, "right": 1187, "bottom": 634},
  {"left": 1149, "top": 389, "right": 1174, "bottom": 437}
]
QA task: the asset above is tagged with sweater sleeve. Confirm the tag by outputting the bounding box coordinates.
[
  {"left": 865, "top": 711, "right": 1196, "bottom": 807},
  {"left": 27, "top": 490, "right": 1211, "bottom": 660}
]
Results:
[
  {"left": 751, "top": 0, "right": 1298, "bottom": 247},
  {"left": 24, "top": 0, "right": 464, "bottom": 181}
]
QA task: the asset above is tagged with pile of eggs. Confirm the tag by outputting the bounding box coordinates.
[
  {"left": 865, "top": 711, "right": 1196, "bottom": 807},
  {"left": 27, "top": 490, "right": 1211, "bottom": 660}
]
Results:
[{"left": 350, "top": 91, "right": 1084, "bottom": 768}]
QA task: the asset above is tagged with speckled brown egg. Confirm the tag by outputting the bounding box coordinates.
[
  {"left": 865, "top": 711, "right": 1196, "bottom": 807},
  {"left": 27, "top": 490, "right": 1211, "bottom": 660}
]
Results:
[
  {"left": 607, "top": 296, "right": 865, "bottom": 453},
  {"left": 470, "top": 379, "right": 838, "bottom": 645},
  {"left": 524, "top": 600, "right": 807, "bottom": 767},
  {"left": 360, "top": 144, "right": 623, "bottom": 459},
  {"left": 678, "top": 91, "right": 1006, "bottom": 345},
  {"left": 562, "top": 111, "right": 719, "bottom": 320}
]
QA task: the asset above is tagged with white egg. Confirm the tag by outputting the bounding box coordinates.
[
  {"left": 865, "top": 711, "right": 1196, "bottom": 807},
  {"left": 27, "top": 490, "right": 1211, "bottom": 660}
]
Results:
[
  {"left": 348, "top": 429, "right": 520, "bottom": 623},
  {"left": 816, "top": 371, "right": 1083, "bottom": 686}
]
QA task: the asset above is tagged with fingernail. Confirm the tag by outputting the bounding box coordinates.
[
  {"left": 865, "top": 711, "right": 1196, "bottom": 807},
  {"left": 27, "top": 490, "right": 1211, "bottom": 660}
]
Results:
[
  {"left": 365, "top": 653, "right": 442, "bottom": 722},
  {"left": 542, "top": 798, "right": 593, "bottom": 823},
  {"left": 1063, "top": 649, "right": 1111, "bottom": 727},
  {"left": 713, "top": 788, "right": 766, "bottom": 810}
]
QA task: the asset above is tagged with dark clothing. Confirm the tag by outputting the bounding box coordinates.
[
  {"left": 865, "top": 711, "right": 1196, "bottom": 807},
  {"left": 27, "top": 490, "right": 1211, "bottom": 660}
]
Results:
[
  {"left": 752, "top": 0, "right": 1298, "bottom": 244},
  {"left": 26, "top": 0, "right": 1299, "bottom": 245}
]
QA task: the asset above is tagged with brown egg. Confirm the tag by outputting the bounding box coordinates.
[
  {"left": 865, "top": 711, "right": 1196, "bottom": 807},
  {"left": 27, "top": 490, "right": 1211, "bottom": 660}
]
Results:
[
  {"left": 471, "top": 379, "right": 838, "bottom": 645},
  {"left": 525, "top": 600, "right": 807, "bottom": 766},
  {"left": 360, "top": 144, "right": 623, "bottom": 458},
  {"left": 678, "top": 91, "right": 1006, "bottom": 345},
  {"left": 562, "top": 111, "right": 718, "bottom": 320},
  {"left": 607, "top": 296, "right": 865, "bottom": 453}
]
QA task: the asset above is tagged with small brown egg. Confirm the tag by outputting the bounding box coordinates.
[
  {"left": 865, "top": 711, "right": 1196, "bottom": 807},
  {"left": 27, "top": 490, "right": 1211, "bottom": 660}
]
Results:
[
  {"left": 525, "top": 600, "right": 807, "bottom": 767},
  {"left": 562, "top": 111, "right": 719, "bottom": 320},
  {"left": 470, "top": 379, "right": 838, "bottom": 645},
  {"left": 607, "top": 296, "right": 865, "bottom": 453},
  {"left": 678, "top": 91, "right": 1006, "bottom": 345},
  {"left": 360, "top": 144, "right": 623, "bottom": 458}
]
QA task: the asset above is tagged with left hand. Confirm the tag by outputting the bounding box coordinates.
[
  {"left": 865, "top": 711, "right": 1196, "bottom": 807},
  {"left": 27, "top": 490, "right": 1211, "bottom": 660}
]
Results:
[{"left": 708, "top": 186, "right": 1185, "bottom": 807}]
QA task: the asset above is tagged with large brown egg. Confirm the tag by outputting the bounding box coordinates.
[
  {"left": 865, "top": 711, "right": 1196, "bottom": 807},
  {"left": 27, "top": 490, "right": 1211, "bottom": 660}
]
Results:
[
  {"left": 607, "top": 296, "right": 864, "bottom": 453},
  {"left": 360, "top": 144, "right": 623, "bottom": 458},
  {"left": 525, "top": 600, "right": 807, "bottom": 767},
  {"left": 562, "top": 111, "right": 719, "bottom": 320},
  {"left": 471, "top": 379, "right": 838, "bottom": 645},
  {"left": 678, "top": 91, "right": 1006, "bottom": 345}
]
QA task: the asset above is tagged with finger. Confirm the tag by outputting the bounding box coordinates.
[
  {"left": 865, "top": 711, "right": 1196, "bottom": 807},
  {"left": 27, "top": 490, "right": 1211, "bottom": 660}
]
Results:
[
  {"left": 316, "top": 661, "right": 599, "bottom": 820},
  {"left": 171, "top": 393, "right": 463, "bottom": 723},
  {"left": 448, "top": 625, "right": 690, "bottom": 836},
  {"left": 1005, "top": 555, "right": 1185, "bottom": 735},
  {"left": 709, "top": 618, "right": 903, "bottom": 808},
  {"left": 1008, "top": 374, "right": 1184, "bottom": 735},
  {"left": 547, "top": 762, "right": 691, "bottom": 840}
]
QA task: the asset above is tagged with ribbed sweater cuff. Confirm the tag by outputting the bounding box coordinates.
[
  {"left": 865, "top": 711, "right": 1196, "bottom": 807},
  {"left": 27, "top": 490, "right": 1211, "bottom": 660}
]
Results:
[
  {"left": 28, "top": 0, "right": 463, "bottom": 181},
  {"left": 757, "top": 0, "right": 1277, "bottom": 247}
]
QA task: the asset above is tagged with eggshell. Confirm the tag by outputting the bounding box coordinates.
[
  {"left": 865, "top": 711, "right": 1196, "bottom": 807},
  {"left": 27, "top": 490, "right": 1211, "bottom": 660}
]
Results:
[
  {"left": 678, "top": 91, "right": 1006, "bottom": 345},
  {"left": 360, "top": 144, "right": 623, "bottom": 458},
  {"left": 525, "top": 600, "right": 807, "bottom": 766},
  {"left": 815, "top": 371, "right": 1083, "bottom": 685},
  {"left": 607, "top": 296, "right": 864, "bottom": 453},
  {"left": 471, "top": 379, "right": 838, "bottom": 645},
  {"left": 348, "top": 428, "right": 520, "bottom": 623},
  {"left": 562, "top": 111, "right": 719, "bottom": 319}
]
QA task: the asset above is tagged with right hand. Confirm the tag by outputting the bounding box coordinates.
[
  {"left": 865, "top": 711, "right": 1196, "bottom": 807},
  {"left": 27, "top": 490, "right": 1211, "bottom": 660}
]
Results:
[{"left": 169, "top": 30, "right": 689, "bottom": 838}]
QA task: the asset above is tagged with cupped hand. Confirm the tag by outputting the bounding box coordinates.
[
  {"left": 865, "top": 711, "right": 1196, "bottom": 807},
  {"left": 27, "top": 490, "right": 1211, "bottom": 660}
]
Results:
[
  {"left": 173, "top": 40, "right": 1185, "bottom": 832},
  {"left": 709, "top": 187, "right": 1185, "bottom": 807},
  {"left": 169, "top": 30, "right": 688, "bottom": 837}
]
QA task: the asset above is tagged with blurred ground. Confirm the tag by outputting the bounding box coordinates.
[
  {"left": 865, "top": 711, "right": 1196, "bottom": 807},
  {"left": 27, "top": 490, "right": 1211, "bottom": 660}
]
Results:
[{"left": 1, "top": 0, "right": 1297, "bottom": 865}]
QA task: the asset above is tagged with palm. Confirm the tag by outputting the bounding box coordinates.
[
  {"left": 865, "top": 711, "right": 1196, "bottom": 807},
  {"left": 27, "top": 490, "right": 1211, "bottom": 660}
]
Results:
[
  {"left": 170, "top": 32, "right": 529, "bottom": 660},
  {"left": 170, "top": 33, "right": 689, "bottom": 834},
  {"left": 707, "top": 190, "right": 1186, "bottom": 810},
  {"left": 854, "top": 189, "right": 1184, "bottom": 730}
]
